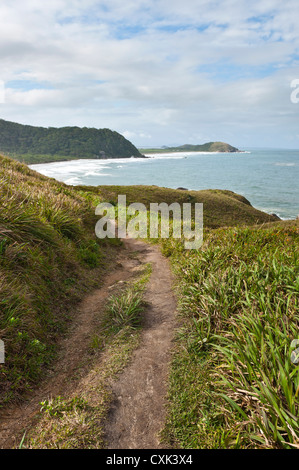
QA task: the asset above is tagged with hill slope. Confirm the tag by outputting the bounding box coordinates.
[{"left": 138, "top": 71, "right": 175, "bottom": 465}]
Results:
[
  {"left": 0, "top": 119, "right": 143, "bottom": 163},
  {"left": 0, "top": 154, "right": 281, "bottom": 406},
  {"left": 0, "top": 154, "right": 113, "bottom": 403},
  {"left": 86, "top": 185, "right": 278, "bottom": 228}
]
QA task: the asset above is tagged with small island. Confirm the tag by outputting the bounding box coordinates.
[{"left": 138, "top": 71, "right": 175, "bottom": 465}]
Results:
[{"left": 139, "top": 141, "right": 241, "bottom": 154}]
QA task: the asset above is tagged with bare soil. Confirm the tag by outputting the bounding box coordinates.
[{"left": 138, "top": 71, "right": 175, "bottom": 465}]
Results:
[
  {"left": 0, "top": 238, "right": 177, "bottom": 449},
  {"left": 104, "top": 239, "right": 177, "bottom": 449}
]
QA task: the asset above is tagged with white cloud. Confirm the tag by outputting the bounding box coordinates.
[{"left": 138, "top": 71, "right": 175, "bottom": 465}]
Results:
[
  {"left": 122, "top": 130, "right": 152, "bottom": 140},
  {"left": 0, "top": 0, "right": 299, "bottom": 148}
]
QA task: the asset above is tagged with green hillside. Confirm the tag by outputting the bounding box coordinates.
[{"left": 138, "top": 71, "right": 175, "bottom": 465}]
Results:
[
  {"left": 0, "top": 119, "right": 143, "bottom": 164},
  {"left": 0, "top": 153, "right": 297, "bottom": 450},
  {"left": 0, "top": 155, "right": 278, "bottom": 403},
  {"left": 159, "top": 219, "right": 298, "bottom": 449},
  {"left": 139, "top": 141, "right": 240, "bottom": 154},
  {"left": 84, "top": 185, "right": 278, "bottom": 228},
  {"left": 0, "top": 154, "right": 115, "bottom": 403}
]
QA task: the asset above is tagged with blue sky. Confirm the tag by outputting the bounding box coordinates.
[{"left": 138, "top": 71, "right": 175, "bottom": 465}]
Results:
[{"left": 0, "top": 0, "right": 299, "bottom": 149}]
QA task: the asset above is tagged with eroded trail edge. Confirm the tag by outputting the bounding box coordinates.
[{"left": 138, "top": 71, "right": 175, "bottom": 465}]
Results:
[{"left": 104, "top": 239, "right": 177, "bottom": 449}]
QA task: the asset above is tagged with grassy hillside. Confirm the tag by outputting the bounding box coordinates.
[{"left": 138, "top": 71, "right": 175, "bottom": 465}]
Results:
[
  {"left": 84, "top": 185, "right": 278, "bottom": 228},
  {"left": 0, "top": 170, "right": 277, "bottom": 404},
  {"left": 1, "top": 153, "right": 297, "bottom": 450},
  {"left": 86, "top": 184, "right": 298, "bottom": 448},
  {"left": 0, "top": 154, "right": 115, "bottom": 404},
  {"left": 139, "top": 141, "right": 240, "bottom": 154},
  {"left": 0, "top": 119, "right": 143, "bottom": 164},
  {"left": 160, "top": 221, "right": 298, "bottom": 449}
]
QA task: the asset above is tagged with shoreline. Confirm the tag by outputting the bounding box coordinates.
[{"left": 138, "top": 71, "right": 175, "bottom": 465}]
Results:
[
  {"left": 28, "top": 150, "right": 297, "bottom": 221},
  {"left": 143, "top": 150, "right": 248, "bottom": 157},
  {"left": 28, "top": 150, "right": 249, "bottom": 167}
]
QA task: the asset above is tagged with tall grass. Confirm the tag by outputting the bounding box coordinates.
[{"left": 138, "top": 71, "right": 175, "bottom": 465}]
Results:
[
  {"left": 0, "top": 155, "right": 108, "bottom": 404},
  {"left": 162, "top": 223, "right": 299, "bottom": 448}
]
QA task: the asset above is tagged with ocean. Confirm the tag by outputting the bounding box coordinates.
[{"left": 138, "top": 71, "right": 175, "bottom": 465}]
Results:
[{"left": 29, "top": 148, "right": 299, "bottom": 220}]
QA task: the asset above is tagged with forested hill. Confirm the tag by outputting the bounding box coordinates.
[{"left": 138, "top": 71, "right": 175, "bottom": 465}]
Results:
[
  {"left": 0, "top": 119, "right": 143, "bottom": 163},
  {"left": 171, "top": 142, "right": 240, "bottom": 152},
  {"left": 140, "top": 142, "right": 240, "bottom": 154}
]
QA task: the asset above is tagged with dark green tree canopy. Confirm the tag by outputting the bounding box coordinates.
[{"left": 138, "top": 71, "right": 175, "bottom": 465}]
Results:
[{"left": 0, "top": 119, "right": 143, "bottom": 162}]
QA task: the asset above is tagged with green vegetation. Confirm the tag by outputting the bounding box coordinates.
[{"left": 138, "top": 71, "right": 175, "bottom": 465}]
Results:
[
  {"left": 0, "top": 118, "right": 143, "bottom": 164},
  {"left": 139, "top": 141, "right": 240, "bottom": 154},
  {"left": 85, "top": 185, "right": 278, "bottom": 229},
  {"left": 160, "top": 222, "right": 298, "bottom": 449},
  {"left": 0, "top": 151, "right": 297, "bottom": 449},
  {"left": 90, "top": 186, "right": 298, "bottom": 448},
  {"left": 104, "top": 262, "right": 151, "bottom": 330},
  {"left": 0, "top": 154, "right": 115, "bottom": 404},
  {"left": 102, "top": 284, "right": 147, "bottom": 336}
]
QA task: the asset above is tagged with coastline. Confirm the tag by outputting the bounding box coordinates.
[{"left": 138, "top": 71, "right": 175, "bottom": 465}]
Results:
[
  {"left": 143, "top": 150, "right": 248, "bottom": 157},
  {"left": 28, "top": 148, "right": 297, "bottom": 220},
  {"left": 27, "top": 150, "right": 249, "bottom": 167}
]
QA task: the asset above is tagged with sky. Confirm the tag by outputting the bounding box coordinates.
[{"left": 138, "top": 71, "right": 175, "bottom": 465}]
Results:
[{"left": 0, "top": 0, "right": 299, "bottom": 149}]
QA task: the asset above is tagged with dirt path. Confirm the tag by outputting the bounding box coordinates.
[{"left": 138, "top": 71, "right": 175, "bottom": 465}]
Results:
[
  {"left": 0, "top": 239, "right": 177, "bottom": 449},
  {"left": 104, "top": 239, "right": 177, "bottom": 449}
]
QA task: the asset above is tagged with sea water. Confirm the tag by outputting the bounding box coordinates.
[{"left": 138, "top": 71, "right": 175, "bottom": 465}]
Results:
[{"left": 29, "top": 148, "right": 299, "bottom": 220}]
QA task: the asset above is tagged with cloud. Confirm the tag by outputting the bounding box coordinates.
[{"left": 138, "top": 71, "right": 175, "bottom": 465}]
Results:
[
  {"left": 0, "top": 0, "right": 298, "bottom": 147},
  {"left": 122, "top": 130, "right": 152, "bottom": 141}
]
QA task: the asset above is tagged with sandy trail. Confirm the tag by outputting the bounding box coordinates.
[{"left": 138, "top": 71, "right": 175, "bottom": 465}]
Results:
[{"left": 0, "top": 239, "right": 177, "bottom": 449}]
